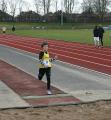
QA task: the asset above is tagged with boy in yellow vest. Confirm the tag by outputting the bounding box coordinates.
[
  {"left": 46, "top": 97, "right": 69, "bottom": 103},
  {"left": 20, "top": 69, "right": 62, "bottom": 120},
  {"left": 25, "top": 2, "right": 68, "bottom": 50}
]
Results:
[{"left": 38, "top": 42, "right": 57, "bottom": 95}]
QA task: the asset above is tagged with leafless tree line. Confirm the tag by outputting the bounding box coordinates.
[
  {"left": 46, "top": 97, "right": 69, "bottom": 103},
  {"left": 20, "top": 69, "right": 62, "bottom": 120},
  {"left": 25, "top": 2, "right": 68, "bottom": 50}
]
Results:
[
  {"left": 82, "top": 0, "right": 111, "bottom": 21},
  {"left": 34, "top": 0, "right": 52, "bottom": 14},
  {"left": 0, "top": 0, "right": 7, "bottom": 13},
  {"left": 0, "top": 0, "right": 111, "bottom": 18},
  {"left": 64, "top": 0, "right": 76, "bottom": 13},
  {"left": 0, "top": 0, "right": 78, "bottom": 15}
]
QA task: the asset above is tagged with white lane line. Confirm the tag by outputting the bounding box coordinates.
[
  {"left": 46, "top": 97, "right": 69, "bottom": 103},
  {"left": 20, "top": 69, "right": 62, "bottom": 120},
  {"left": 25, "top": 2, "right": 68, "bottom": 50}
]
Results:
[
  {"left": 1, "top": 45, "right": 111, "bottom": 95},
  {"left": 70, "top": 90, "right": 111, "bottom": 102},
  {"left": 0, "top": 80, "right": 30, "bottom": 109},
  {"left": 2, "top": 45, "right": 111, "bottom": 77},
  {"left": 1, "top": 44, "right": 111, "bottom": 78},
  {"left": 1, "top": 41, "right": 111, "bottom": 68},
  {"left": 1, "top": 39, "right": 111, "bottom": 59},
  {"left": 22, "top": 94, "right": 72, "bottom": 99},
  {"left": 12, "top": 42, "right": 111, "bottom": 62},
  {"left": 1, "top": 34, "right": 111, "bottom": 52},
  {"left": 4, "top": 36, "right": 111, "bottom": 52},
  {"left": 1, "top": 36, "right": 111, "bottom": 54}
]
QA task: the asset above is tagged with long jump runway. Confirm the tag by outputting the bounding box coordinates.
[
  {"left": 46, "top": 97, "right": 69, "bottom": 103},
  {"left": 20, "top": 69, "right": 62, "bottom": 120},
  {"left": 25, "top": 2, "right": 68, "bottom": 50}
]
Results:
[
  {"left": 0, "top": 34, "right": 111, "bottom": 74},
  {"left": 0, "top": 34, "right": 111, "bottom": 109}
]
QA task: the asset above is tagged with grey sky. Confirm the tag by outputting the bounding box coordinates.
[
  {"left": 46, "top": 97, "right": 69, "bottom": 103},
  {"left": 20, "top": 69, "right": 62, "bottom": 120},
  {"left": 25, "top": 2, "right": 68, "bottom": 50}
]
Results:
[
  {"left": 5, "top": 0, "right": 83, "bottom": 15},
  {"left": 23, "top": 0, "right": 83, "bottom": 14}
]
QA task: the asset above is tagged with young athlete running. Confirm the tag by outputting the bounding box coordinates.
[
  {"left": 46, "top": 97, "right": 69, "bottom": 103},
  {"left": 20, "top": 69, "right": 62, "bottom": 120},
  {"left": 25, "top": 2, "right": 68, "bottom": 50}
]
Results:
[{"left": 38, "top": 42, "right": 57, "bottom": 95}]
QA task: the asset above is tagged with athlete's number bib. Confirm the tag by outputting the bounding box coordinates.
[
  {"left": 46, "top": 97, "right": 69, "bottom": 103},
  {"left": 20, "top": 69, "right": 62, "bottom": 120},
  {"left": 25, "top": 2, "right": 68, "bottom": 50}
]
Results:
[{"left": 43, "top": 60, "right": 49, "bottom": 67}]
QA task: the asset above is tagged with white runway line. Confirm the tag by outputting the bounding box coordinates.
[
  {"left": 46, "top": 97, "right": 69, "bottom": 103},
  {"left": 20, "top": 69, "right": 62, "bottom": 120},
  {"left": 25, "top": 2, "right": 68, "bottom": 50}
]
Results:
[
  {"left": 0, "top": 80, "right": 30, "bottom": 109},
  {"left": 1, "top": 41, "right": 111, "bottom": 68},
  {"left": 1, "top": 45, "right": 111, "bottom": 102}
]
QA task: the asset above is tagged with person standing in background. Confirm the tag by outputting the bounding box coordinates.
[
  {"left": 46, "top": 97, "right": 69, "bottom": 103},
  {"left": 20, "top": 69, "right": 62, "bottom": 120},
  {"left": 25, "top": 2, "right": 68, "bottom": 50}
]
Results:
[
  {"left": 98, "top": 24, "right": 104, "bottom": 47},
  {"left": 12, "top": 25, "right": 15, "bottom": 32},
  {"left": 93, "top": 26, "right": 100, "bottom": 48},
  {"left": 2, "top": 26, "right": 7, "bottom": 33}
]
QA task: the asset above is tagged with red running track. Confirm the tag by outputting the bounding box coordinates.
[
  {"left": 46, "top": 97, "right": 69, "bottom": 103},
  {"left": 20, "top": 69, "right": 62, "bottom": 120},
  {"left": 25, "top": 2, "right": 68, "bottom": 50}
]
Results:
[{"left": 0, "top": 34, "right": 111, "bottom": 75}]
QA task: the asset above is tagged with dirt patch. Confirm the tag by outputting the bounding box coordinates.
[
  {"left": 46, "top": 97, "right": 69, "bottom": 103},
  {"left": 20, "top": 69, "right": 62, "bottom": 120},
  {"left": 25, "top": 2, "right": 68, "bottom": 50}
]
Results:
[{"left": 0, "top": 101, "right": 111, "bottom": 120}]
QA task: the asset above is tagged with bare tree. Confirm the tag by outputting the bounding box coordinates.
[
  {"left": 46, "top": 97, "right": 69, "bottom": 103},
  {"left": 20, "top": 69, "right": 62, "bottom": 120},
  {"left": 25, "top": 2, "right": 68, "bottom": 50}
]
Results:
[
  {"left": 18, "top": 0, "right": 26, "bottom": 22},
  {"left": 81, "top": 0, "right": 93, "bottom": 13},
  {"left": 41, "top": 0, "right": 52, "bottom": 14},
  {"left": 0, "top": 0, "right": 7, "bottom": 12},
  {"left": 24, "top": 1, "right": 31, "bottom": 12},
  {"left": 0, "top": 0, "right": 7, "bottom": 21},
  {"left": 46, "top": 0, "right": 51, "bottom": 13},
  {"left": 18, "top": 0, "right": 26, "bottom": 14},
  {"left": 93, "top": 0, "right": 110, "bottom": 20},
  {"left": 55, "top": 0, "right": 58, "bottom": 12},
  {"left": 81, "top": 0, "right": 111, "bottom": 21},
  {"left": 8, "top": 0, "right": 21, "bottom": 22},
  {"left": 33, "top": 0, "right": 41, "bottom": 14},
  {"left": 64, "top": 0, "right": 76, "bottom": 13}
]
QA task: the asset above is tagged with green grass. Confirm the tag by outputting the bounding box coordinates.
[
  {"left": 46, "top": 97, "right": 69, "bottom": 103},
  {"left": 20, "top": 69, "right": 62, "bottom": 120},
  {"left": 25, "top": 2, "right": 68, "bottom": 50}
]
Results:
[
  {"left": 6, "top": 29, "right": 91, "bottom": 43},
  {"left": 1, "top": 22, "right": 111, "bottom": 29},
  {"left": 3, "top": 29, "right": 110, "bottom": 46},
  {"left": 0, "top": 22, "right": 111, "bottom": 46}
]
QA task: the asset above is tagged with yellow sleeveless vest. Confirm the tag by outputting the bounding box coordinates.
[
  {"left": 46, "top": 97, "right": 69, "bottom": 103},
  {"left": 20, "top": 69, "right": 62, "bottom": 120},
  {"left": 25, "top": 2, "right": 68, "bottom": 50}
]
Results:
[{"left": 39, "top": 52, "right": 52, "bottom": 68}]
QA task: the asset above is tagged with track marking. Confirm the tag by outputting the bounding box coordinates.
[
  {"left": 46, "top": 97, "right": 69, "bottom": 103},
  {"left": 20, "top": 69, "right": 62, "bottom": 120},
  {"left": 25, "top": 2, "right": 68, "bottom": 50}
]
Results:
[
  {"left": 1, "top": 45, "right": 111, "bottom": 78},
  {"left": 1, "top": 39, "right": 111, "bottom": 62},
  {"left": 1, "top": 40, "right": 111, "bottom": 67}
]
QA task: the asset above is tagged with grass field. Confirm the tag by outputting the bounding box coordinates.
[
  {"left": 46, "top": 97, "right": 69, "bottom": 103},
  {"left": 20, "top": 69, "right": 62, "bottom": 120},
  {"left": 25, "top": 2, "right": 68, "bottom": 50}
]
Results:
[
  {"left": 0, "top": 22, "right": 111, "bottom": 46},
  {"left": 1, "top": 22, "right": 111, "bottom": 29},
  {"left": 3, "top": 29, "right": 111, "bottom": 46}
]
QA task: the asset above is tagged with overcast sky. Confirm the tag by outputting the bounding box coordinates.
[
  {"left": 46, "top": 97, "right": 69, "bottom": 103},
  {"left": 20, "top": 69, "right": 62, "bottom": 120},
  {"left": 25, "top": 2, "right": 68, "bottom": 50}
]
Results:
[{"left": 23, "top": 0, "right": 83, "bottom": 14}]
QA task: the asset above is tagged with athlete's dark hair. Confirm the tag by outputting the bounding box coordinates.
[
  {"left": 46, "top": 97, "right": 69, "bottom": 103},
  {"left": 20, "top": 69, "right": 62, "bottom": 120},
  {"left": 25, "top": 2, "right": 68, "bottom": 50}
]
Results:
[{"left": 41, "top": 42, "right": 48, "bottom": 48}]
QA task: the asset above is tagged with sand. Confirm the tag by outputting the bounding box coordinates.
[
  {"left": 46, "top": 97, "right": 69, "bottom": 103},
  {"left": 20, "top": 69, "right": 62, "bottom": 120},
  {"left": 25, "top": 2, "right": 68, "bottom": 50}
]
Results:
[{"left": 0, "top": 101, "right": 111, "bottom": 120}]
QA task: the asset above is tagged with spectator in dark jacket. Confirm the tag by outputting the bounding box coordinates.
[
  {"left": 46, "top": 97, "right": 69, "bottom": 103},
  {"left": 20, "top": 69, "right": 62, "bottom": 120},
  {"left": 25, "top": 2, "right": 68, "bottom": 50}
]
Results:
[
  {"left": 98, "top": 25, "right": 104, "bottom": 47},
  {"left": 12, "top": 25, "right": 15, "bottom": 32},
  {"left": 93, "top": 26, "right": 100, "bottom": 47}
]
